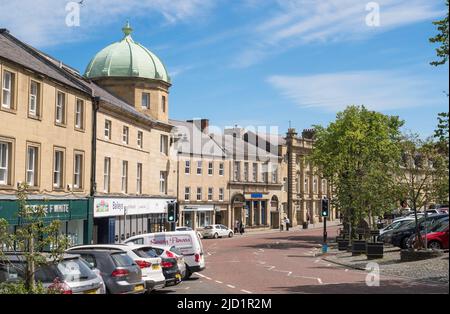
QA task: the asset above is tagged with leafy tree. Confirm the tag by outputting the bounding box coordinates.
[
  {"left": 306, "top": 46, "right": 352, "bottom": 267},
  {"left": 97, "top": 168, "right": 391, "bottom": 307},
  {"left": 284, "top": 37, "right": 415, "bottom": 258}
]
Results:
[
  {"left": 0, "top": 184, "right": 69, "bottom": 294},
  {"left": 397, "top": 134, "right": 449, "bottom": 249},
  {"left": 429, "top": 0, "right": 449, "bottom": 66},
  {"left": 309, "top": 106, "right": 404, "bottom": 238}
]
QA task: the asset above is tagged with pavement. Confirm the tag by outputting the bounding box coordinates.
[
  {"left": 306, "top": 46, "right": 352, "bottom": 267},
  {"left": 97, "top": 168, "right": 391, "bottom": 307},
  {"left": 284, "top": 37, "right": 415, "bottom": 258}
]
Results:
[{"left": 156, "top": 225, "right": 449, "bottom": 294}]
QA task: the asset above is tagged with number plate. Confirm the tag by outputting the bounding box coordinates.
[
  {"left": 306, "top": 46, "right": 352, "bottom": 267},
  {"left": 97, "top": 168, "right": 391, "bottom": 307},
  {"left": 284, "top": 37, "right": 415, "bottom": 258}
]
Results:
[
  {"left": 134, "top": 284, "right": 144, "bottom": 292},
  {"left": 175, "top": 274, "right": 182, "bottom": 280},
  {"left": 152, "top": 265, "right": 160, "bottom": 270},
  {"left": 84, "top": 289, "right": 98, "bottom": 294}
]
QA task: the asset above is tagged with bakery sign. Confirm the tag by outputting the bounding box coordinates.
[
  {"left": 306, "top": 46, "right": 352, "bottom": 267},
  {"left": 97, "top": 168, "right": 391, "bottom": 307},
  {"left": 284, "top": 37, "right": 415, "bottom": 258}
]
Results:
[{"left": 93, "top": 198, "right": 175, "bottom": 217}]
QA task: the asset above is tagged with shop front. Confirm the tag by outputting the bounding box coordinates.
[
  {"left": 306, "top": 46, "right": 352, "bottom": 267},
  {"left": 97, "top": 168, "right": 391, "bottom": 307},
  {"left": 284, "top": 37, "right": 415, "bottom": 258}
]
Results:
[
  {"left": 93, "top": 197, "right": 175, "bottom": 244},
  {"left": 245, "top": 193, "right": 270, "bottom": 228},
  {"left": 0, "top": 198, "right": 92, "bottom": 245},
  {"left": 181, "top": 204, "right": 215, "bottom": 230}
]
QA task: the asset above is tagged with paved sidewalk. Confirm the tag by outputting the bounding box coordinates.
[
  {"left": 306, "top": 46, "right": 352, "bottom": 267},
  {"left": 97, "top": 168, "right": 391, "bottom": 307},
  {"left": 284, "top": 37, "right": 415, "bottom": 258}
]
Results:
[{"left": 234, "top": 220, "right": 342, "bottom": 237}]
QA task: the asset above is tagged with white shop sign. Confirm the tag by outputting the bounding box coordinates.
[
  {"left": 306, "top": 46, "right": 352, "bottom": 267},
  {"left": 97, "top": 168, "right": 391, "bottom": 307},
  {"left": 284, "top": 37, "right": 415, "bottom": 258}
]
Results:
[
  {"left": 182, "top": 205, "right": 215, "bottom": 212},
  {"left": 94, "top": 198, "right": 175, "bottom": 217}
]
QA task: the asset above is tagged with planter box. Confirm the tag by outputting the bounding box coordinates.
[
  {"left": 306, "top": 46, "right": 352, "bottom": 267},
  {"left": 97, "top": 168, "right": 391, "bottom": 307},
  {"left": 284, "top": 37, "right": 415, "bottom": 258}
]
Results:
[
  {"left": 338, "top": 239, "right": 349, "bottom": 251},
  {"left": 366, "top": 242, "right": 384, "bottom": 259},
  {"left": 352, "top": 240, "right": 367, "bottom": 256}
]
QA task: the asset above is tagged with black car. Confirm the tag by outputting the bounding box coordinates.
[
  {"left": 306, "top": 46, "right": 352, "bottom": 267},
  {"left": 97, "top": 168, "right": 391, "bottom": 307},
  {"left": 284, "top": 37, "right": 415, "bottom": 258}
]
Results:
[{"left": 391, "top": 213, "right": 448, "bottom": 249}]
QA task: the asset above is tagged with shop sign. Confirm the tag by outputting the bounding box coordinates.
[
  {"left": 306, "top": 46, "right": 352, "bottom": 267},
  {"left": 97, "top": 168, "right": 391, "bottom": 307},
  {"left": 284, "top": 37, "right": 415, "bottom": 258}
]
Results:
[
  {"left": 94, "top": 198, "right": 175, "bottom": 217},
  {"left": 182, "top": 205, "right": 214, "bottom": 212}
]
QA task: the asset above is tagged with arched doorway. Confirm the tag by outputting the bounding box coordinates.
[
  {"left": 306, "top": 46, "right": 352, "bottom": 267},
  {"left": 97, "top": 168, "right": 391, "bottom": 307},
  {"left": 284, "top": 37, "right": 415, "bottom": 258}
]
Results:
[
  {"left": 270, "top": 195, "right": 280, "bottom": 229},
  {"left": 231, "top": 193, "right": 245, "bottom": 230}
]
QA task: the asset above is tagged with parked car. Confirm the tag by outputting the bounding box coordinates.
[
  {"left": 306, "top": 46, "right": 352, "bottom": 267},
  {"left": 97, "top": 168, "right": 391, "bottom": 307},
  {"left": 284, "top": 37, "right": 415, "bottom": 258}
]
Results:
[
  {"left": 68, "top": 244, "right": 165, "bottom": 293},
  {"left": 378, "top": 217, "right": 415, "bottom": 243},
  {"left": 393, "top": 212, "right": 424, "bottom": 222},
  {"left": 125, "top": 230, "right": 205, "bottom": 279},
  {"left": 66, "top": 247, "right": 145, "bottom": 294},
  {"left": 0, "top": 253, "right": 104, "bottom": 294},
  {"left": 406, "top": 216, "right": 449, "bottom": 249},
  {"left": 201, "top": 224, "right": 234, "bottom": 239},
  {"left": 391, "top": 214, "right": 448, "bottom": 249},
  {"left": 176, "top": 226, "right": 203, "bottom": 239},
  {"left": 425, "top": 224, "right": 449, "bottom": 250},
  {"left": 129, "top": 244, "right": 184, "bottom": 285}
]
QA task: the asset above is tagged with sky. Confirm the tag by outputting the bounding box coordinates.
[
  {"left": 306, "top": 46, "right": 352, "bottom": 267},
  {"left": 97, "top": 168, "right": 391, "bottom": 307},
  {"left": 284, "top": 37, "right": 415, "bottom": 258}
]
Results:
[{"left": 0, "top": 0, "right": 448, "bottom": 137}]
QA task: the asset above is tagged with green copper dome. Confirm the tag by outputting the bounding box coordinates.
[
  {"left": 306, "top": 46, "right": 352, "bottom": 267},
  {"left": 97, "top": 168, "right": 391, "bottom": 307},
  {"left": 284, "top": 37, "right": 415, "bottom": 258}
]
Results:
[{"left": 84, "top": 22, "right": 171, "bottom": 83}]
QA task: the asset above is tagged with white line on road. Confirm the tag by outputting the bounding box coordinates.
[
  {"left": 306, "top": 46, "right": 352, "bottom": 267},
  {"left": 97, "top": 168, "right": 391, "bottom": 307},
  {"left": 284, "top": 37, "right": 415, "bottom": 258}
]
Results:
[
  {"left": 241, "top": 290, "right": 252, "bottom": 294},
  {"left": 267, "top": 266, "right": 275, "bottom": 270},
  {"left": 227, "top": 284, "right": 236, "bottom": 289},
  {"left": 258, "top": 249, "right": 265, "bottom": 252},
  {"left": 215, "top": 280, "right": 223, "bottom": 284},
  {"left": 185, "top": 287, "right": 190, "bottom": 290},
  {"left": 317, "top": 278, "right": 323, "bottom": 284}
]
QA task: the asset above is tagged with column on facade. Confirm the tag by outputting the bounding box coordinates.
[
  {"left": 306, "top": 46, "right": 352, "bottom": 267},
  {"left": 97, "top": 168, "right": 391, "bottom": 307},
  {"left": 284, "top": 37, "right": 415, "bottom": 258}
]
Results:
[{"left": 249, "top": 201, "right": 254, "bottom": 227}]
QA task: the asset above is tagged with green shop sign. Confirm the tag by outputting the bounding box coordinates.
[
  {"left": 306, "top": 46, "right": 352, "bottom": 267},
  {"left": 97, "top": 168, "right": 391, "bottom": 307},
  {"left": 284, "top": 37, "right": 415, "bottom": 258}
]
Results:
[{"left": 0, "top": 199, "right": 90, "bottom": 225}]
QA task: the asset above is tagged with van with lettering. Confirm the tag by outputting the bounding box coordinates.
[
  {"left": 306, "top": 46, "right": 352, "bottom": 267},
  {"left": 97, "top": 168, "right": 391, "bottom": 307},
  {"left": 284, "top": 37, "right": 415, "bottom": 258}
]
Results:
[{"left": 124, "top": 231, "right": 205, "bottom": 278}]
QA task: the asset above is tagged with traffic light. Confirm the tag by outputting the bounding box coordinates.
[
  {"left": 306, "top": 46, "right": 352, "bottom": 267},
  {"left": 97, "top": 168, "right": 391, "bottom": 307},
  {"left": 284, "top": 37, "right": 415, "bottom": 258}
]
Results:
[
  {"left": 167, "top": 202, "right": 177, "bottom": 223},
  {"left": 321, "top": 198, "right": 329, "bottom": 217}
]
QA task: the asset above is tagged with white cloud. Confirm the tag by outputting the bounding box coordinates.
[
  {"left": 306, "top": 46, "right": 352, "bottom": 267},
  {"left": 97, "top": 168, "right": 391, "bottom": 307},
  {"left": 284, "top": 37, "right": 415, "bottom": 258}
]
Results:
[
  {"left": 235, "top": 0, "right": 445, "bottom": 67},
  {"left": 267, "top": 69, "right": 448, "bottom": 112},
  {"left": 0, "top": 0, "right": 216, "bottom": 47}
]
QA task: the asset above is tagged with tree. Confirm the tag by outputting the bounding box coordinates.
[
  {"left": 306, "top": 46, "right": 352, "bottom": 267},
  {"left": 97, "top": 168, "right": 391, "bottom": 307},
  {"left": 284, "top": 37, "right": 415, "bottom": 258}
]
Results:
[
  {"left": 0, "top": 184, "right": 69, "bottom": 294},
  {"left": 310, "top": 106, "right": 404, "bottom": 238},
  {"left": 397, "top": 134, "right": 449, "bottom": 249},
  {"left": 429, "top": 0, "right": 449, "bottom": 66}
]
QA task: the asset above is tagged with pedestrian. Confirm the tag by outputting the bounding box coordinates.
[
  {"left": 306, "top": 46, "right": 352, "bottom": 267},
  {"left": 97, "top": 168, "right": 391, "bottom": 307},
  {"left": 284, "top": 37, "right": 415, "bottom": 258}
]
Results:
[
  {"left": 306, "top": 212, "right": 310, "bottom": 225},
  {"left": 285, "top": 217, "right": 290, "bottom": 231},
  {"left": 234, "top": 220, "right": 239, "bottom": 234},
  {"left": 239, "top": 220, "right": 245, "bottom": 235}
]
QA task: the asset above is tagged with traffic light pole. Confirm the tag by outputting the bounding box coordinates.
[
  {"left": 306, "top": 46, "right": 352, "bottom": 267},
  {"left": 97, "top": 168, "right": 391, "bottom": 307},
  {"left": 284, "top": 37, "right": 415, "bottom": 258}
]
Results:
[{"left": 323, "top": 216, "right": 327, "bottom": 253}]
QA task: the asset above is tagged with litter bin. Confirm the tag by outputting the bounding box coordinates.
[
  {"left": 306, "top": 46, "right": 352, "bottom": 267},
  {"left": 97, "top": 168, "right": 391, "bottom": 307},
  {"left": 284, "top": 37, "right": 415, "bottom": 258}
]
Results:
[{"left": 302, "top": 222, "right": 308, "bottom": 229}]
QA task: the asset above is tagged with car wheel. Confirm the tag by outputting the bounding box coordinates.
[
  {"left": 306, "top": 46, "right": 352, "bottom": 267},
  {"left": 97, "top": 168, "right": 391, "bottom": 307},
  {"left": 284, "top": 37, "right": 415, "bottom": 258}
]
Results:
[
  {"left": 184, "top": 268, "right": 192, "bottom": 280},
  {"left": 214, "top": 233, "right": 219, "bottom": 239},
  {"left": 428, "top": 241, "right": 442, "bottom": 250},
  {"left": 228, "top": 232, "right": 233, "bottom": 238},
  {"left": 401, "top": 237, "right": 409, "bottom": 249}
]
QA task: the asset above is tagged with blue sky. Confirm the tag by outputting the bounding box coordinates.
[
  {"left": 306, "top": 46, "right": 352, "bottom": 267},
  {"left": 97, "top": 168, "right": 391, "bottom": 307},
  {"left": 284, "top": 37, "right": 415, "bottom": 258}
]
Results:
[{"left": 1, "top": 0, "right": 448, "bottom": 137}]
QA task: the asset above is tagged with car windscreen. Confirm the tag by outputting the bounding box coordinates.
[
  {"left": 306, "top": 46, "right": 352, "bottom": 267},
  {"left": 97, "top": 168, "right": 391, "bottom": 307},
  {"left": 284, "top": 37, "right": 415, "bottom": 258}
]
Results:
[
  {"left": 111, "top": 252, "right": 135, "bottom": 267},
  {"left": 133, "top": 248, "right": 159, "bottom": 258},
  {"left": 204, "top": 226, "right": 213, "bottom": 229},
  {"left": 430, "top": 218, "right": 449, "bottom": 232},
  {"left": 57, "top": 258, "right": 96, "bottom": 282}
]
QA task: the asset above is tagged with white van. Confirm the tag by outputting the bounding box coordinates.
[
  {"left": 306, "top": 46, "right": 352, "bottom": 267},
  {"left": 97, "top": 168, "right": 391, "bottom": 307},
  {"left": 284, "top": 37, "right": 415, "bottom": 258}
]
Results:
[{"left": 124, "top": 231, "right": 205, "bottom": 278}]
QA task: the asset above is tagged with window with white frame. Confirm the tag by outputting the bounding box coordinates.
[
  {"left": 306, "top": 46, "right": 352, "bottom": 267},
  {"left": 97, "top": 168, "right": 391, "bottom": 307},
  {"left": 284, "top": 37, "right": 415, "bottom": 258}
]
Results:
[
  {"left": 29, "top": 81, "right": 40, "bottom": 117},
  {"left": 137, "top": 163, "right": 142, "bottom": 194},
  {"left": 234, "top": 161, "right": 240, "bottom": 181},
  {"left": 121, "top": 161, "right": 128, "bottom": 193},
  {"left": 53, "top": 150, "right": 64, "bottom": 189},
  {"left": 208, "top": 162, "right": 213, "bottom": 175},
  {"left": 160, "top": 171, "right": 167, "bottom": 194},
  {"left": 137, "top": 131, "right": 143, "bottom": 149},
  {"left": 73, "top": 153, "right": 83, "bottom": 189},
  {"left": 196, "top": 187, "right": 202, "bottom": 201},
  {"left": 244, "top": 162, "right": 249, "bottom": 182},
  {"left": 141, "top": 92, "right": 150, "bottom": 109},
  {"left": 185, "top": 187, "right": 191, "bottom": 201},
  {"left": 104, "top": 120, "right": 112, "bottom": 139},
  {"left": 122, "top": 126, "right": 129, "bottom": 144},
  {"left": 304, "top": 178, "right": 309, "bottom": 194},
  {"left": 103, "top": 157, "right": 111, "bottom": 193},
  {"left": 0, "top": 141, "right": 11, "bottom": 185},
  {"left": 160, "top": 135, "right": 168, "bottom": 155},
  {"left": 196, "top": 160, "right": 202, "bottom": 175},
  {"left": 2, "top": 70, "right": 14, "bottom": 109},
  {"left": 252, "top": 163, "right": 258, "bottom": 182},
  {"left": 219, "top": 162, "right": 224, "bottom": 176},
  {"left": 26, "top": 146, "right": 38, "bottom": 187},
  {"left": 219, "top": 188, "right": 224, "bottom": 201},
  {"left": 208, "top": 187, "right": 213, "bottom": 201},
  {"left": 55, "top": 91, "right": 66, "bottom": 124},
  {"left": 185, "top": 160, "right": 190, "bottom": 174},
  {"left": 75, "top": 99, "right": 84, "bottom": 129}
]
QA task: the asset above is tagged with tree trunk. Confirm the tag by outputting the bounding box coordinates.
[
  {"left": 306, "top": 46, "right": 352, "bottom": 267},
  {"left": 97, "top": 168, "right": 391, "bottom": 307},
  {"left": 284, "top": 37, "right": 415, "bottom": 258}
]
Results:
[{"left": 27, "top": 231, "right": 35, "bottom": 292}]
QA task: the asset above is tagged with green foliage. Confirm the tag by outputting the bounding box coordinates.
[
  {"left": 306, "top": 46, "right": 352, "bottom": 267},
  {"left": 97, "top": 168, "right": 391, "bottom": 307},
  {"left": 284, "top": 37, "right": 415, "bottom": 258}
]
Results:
[
  {"left": 309, "top": 106, "right": 404, "bottom": 233},
  {"left": 429, "top": 0, "right": 449, "bottom": 66},
  {"left": 0, "top": 281, "right": 60, "bottom": 295},
  {"left": 0, "top": 183, "right": 70, "bottom": 293},
  {"left": 434, "top": 111, "right": 449, "bottom": 155}
]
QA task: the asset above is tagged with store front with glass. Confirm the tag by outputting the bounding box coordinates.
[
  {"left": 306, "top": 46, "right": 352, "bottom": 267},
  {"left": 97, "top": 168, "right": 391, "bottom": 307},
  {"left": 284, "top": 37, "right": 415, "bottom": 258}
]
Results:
[
  {"left": 181, "top": 205, "right": 215, "bottom": 230},
  {"left": 0, "top": 198, "right": 92, "bottom": 245},
  {"left": 93, "top": 197, "right": 175, "bottom": 244}
]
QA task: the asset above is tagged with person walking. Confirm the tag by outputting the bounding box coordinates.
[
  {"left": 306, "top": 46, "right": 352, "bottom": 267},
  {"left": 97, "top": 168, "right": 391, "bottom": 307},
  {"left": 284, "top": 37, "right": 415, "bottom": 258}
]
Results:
[
  {"left": 285, "top": 217, "right": 290, "bottom": 231},
  {"left": 239, "top": 220, "right": 245, "bottom": 235},
  {"left": 234, "top": 220, "right": 239, "bottom": 234}
]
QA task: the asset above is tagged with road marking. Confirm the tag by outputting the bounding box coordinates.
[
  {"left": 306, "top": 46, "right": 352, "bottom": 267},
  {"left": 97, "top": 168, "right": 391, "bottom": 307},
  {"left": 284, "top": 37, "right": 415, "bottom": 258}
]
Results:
[
  {"left": 207, "top": 252, "right": 212, "bottom": 256},
  {"left": 196, "top": 273, "right": 212, "bottom": 280},
  {"left": 327, "top": 264, "right": 331, "bottom": 267},
  {"left": 215, "top": 280, "right": 223, "bottom": 284},
  {"left": 241, "top": 290, "right": 252, "bottom": 294},
  {"left": 345, "top": 269, "right": 349, "bottom": 272},
  {"left": 267, "top": 266, "right": 275, "bottom": 270},
  {"left": 258, "top": 249, "right": 265, "bottom": 252},
  {"left": 257, "top": 261, "right": 266, "bottom": 265},
  {"left": 287, "top": 271, "right": 292, "bottom": 276},
  {"left": 314, "top": 259, "right": 320, "bottom": 263},
  {"left": 185, "top": 287, "right": 190, "bottom": 290},
  {"left": 227, "top": 284, "right": 236, "bottom": 289},
  {"left": 205, "top": 276, "right": 212, "bottom": 280},
  {"left": 317, "top": 278, "right": 323, "bottom": 284}
]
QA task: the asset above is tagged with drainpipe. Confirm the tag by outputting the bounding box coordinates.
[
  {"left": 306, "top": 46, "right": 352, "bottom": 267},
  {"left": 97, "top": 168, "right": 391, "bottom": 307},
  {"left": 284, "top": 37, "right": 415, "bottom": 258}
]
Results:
[{"left": 88, "top": 96, "right": 99, "bottom": 244}]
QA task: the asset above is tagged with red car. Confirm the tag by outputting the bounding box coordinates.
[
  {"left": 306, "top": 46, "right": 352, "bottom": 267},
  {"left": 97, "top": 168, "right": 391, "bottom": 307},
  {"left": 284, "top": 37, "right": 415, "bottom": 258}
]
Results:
[{"left": 423, "top": 224, "right": 449, "bottom": 250}]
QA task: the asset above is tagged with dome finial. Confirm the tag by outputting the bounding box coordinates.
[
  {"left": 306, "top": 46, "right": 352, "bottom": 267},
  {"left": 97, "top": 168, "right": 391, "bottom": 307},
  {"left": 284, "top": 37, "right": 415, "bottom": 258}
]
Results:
[{"left": 122, "top": 21, "right": 133, "bottom": 36}]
